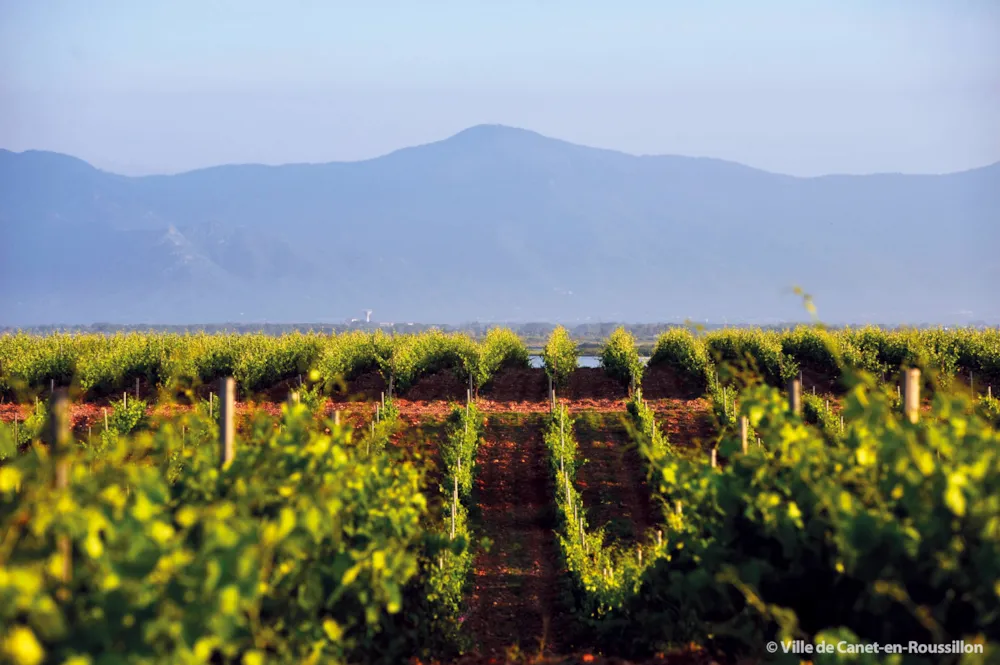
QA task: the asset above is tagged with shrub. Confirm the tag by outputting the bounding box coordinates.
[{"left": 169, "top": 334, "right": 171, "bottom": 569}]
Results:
[
  {"left": 408, "top": 331, "right": 479, "bottom": 387},
  {"left": 647, "top": 328, "right": 713, "bottom": 395},
  {"left": 475, "top": 328, "right": 530, "bottom": 388},
  {"left": 600, "top": 327, "right": 643, "bottom": 389},
  {"left": 705, "top": 328, "right": 795, "bottom": 387},
  {"left": 542, "top": 326, "right": 578, "bottom": 389}
]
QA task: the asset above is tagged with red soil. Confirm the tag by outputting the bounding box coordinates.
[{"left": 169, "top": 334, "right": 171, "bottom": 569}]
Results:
[
  {"left": 482, "top": 368, "right": 549, "bottom": 402},
  {"left": 573, "top": 418, "right": 656, "bottom": 543},
  {"left": 797, "top": 365, "right": 843, "bottom": 396},
  {"left": 0, "top": 397, "right": 715, "bottom": 434},
  {"left": 651, "top": 398, "right": 715, "bottom": 451},
  {"left": 330, "top": 370, "right": 387, "bottom": 402},
  {"left": 406, "top": 369, "right": 468, "bottom": 401},
  {"left": 564, "top": 368, "right": 625, "bottom": 401},
  {"left": 466, "top": 416, "right": 571, "bottom": 658},
  {"left": 640, "top": 365, "right": 702, "bottom": 400}
]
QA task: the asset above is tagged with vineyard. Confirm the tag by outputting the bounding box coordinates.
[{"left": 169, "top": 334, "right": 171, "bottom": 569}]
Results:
[{"left": 1, "top": 326, "right": 999, "bottom": 664}]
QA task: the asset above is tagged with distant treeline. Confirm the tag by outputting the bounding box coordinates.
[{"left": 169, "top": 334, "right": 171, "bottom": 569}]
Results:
[{"left": 5, "top": 320, "right": 992, "bottom": 342}]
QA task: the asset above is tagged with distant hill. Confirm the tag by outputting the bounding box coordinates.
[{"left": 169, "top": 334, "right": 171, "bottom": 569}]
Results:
[{"left": 1, "top": 125, "right": 998, "bottom": 326}]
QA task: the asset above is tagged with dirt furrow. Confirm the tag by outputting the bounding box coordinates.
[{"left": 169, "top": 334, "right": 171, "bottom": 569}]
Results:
[
  {"left": 650, "top": 398, "right": 715, "bottom": 451},
  {"left": 574, "top": 415, "right": 656, "bottom": 544},
  {"left": 465, "top": 415, "right": 569, "bottom": 659}
]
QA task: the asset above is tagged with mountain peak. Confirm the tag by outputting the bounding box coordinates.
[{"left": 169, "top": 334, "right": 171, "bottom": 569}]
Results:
[
  {"left": 441, "top": 124, "right": 553, "bottom": 147},
  {"left": 450, "top": 124, "right": 541, "bottom": 138}
]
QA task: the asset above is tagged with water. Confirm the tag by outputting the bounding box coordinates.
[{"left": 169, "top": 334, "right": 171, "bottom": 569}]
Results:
[{"left": 528, "top": 355, "right": 649, "bottom": 369}]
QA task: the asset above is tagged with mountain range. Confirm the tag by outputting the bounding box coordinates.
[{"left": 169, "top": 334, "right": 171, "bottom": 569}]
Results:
[{"left": 2, "top": 124, "right": 998, "bottom": 326}]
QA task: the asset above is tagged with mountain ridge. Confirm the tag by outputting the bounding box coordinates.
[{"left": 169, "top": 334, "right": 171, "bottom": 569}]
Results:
[
  {"left": 4, "top": 125, "right": 996, "bottom": 179},
  {"left": 1, "top": 125, "right": 997, "bottom": 326}
]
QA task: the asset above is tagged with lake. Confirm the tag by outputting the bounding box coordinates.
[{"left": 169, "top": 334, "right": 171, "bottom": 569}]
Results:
[{"left": 528, "top": 355, "right": 650, "bottom": 369}]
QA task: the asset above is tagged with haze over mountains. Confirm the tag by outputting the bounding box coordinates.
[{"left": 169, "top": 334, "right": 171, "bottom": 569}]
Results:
[{"left": 1, "top": 124, "right": 997, "bottom": 326}]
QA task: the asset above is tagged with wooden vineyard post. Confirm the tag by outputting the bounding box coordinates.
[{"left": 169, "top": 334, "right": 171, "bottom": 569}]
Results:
[
  {"left": 740, "top": 416, "right": 749, "bottom": 454},
  {"left": 49, "top": 389, "right": 72, "bottom": 583},
  {"left": 451, "top": 476, "right": 458, "bottom": 540},
  {"left": 135, "top": 377, "right": 140, "bottom": 400},
  {"left": 548, "top": 374, "right": 553, "bottom": 409},
  {"left": 123, "top": 391, "right": 127, "bottom": 409},
  {"left": 787, "top": 379, "right": 802, "bottom": 416},
  {"left": 334, "top": 410, "right": 340, "bottom": 427},
  {"left": 710, "top": 448, "right": 717, "bottom": 468},
  {"left": 218, "top": 377, "right": 235, "bottom": 468},
  {"left": 903, "top": 368, "right": 920, "bottom": 424},
  {"left": 287, "top": 391, "right": 300, "bottom": 407}
]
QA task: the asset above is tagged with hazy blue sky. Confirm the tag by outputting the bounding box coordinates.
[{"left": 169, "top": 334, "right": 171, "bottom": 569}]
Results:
[{"left": 2, "top": 0, "right": 998, "bottom": 176}]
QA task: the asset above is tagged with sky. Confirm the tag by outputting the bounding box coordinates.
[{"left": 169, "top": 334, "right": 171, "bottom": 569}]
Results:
[{"left": 1, "top": 0, "right": 998, "bottom": 176}]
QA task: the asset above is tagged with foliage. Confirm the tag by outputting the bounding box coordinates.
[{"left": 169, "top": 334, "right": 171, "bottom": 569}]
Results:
[
  {"left": 977, "top": 394, "right": 1000, "bottom": 428},
  {"left": 0, "top": 334, "right": 77, "bottom": 398},
  {"left": 8, "top": 400, "right": 47, "bottom": 449},
  {"left": 362, "top": 395, "right": 401, "bottom": 458},
  {"left": 423, "top": 399, "right": 484, "bottom": 655},
  {"left": 475, "top": 328, "right": 530, "bottom": 390},
  {"left": 95, "top": 397, "right": 149, "bottom": 453},
  {"left": 542, "top": 326, "right": 578, "bottom": 389},
  {"left": 543, "top": 404, "right": 668, "bottom": 646},
  {"left": 0, "top": 404, "right": 442, "bottom": 664},
  {"left": 802, "top": 392, "right": 843, "bottom": 443},
  {"left": 599, "top": 327, "right": 644, "bottom": 389},
  {"left": 705, "top": 328, "right": 797, "bottom": 387},
  {"left": 647, "top": 328, "right": 714, "bottom": 395},
  {"left": 779, "top": 326, "right": 858, "bottom": 388},
  {"left": 616, "top": 376, "right": 1000, "bottom": 662},
  {"left": 626, "top": 390, "right": 671, "bottom": 458},
  {"left": 228, "top": 332, "right": 325, "bottom": 394},
  {"left": 318, "top": 330, "right": 384, "bottom": 391},
  {"left": 4, "top": 328, "right": 998, "bottom": 402},
  {"left": 295, "top": 373, "right": 327, "bottom": 417},
  {"left": 406, "top": 331, "right": 479, "bottom": 389}
]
